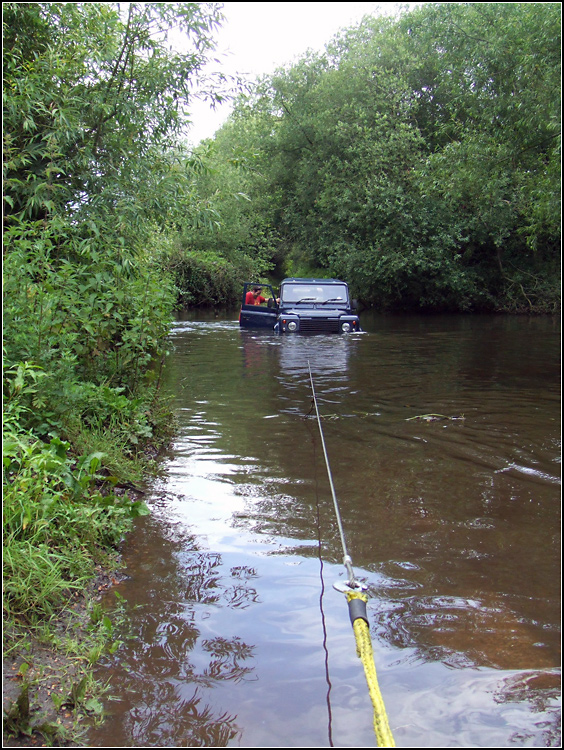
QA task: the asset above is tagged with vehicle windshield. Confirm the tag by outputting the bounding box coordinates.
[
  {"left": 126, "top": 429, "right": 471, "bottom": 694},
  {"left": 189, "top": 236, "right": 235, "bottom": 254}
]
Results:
[{"left": 281, "top": 284, "right": 348, "bottom": 305}]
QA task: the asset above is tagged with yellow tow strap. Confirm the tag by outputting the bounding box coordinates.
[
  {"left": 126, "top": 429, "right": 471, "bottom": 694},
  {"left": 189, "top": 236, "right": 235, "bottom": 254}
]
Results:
[
  {"left": 346, "top": 592, "right": 395, "bottom": 748},
  {"left": 307, "top": 362, "right": 395, "bottom": 746}
]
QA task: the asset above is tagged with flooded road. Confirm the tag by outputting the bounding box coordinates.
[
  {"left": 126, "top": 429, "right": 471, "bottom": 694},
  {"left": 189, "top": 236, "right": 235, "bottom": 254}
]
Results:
[{"left": 88, "top": 312, "right": 560, "bottom": 747}]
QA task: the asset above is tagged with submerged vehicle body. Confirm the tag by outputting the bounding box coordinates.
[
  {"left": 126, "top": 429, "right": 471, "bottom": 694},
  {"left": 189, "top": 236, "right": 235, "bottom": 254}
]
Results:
[{"left": 239, "top": 278, "right": 361, "bottom": 334}]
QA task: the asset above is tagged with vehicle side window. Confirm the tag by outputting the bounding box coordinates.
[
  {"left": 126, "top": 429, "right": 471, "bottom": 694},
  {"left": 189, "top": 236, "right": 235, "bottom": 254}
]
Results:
[{"left": 243, "top": 286, "right": 276, "bottom": 307}]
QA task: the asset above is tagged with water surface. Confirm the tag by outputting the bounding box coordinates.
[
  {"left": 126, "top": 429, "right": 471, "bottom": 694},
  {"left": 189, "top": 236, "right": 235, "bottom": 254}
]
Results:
[{"left": 88, "top": 312, "right": 560, "bottom": 747}]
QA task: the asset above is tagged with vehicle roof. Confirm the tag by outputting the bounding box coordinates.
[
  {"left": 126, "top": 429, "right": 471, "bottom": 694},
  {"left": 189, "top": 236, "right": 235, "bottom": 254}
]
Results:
[{"left": 280, "top": 278, "right": 347, "bottom": 284}]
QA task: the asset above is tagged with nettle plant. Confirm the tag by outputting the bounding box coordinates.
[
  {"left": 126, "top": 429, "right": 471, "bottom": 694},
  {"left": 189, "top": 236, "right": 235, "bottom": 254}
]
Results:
[{"left": 3, "top": 364, "right": 149, "bottom": 623}]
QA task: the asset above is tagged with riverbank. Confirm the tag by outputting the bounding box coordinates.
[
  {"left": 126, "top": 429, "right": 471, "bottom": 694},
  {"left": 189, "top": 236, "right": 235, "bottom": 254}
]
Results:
[
  {"left": 3, "top": 389, "right": 176, "bottom": 747},
  {"left": 3, "top": 566, "right": 129, "bottom": 748}
]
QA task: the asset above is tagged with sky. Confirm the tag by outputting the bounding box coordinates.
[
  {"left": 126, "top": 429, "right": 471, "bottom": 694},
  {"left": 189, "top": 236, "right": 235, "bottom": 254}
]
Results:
[{"left": 185, "top": 2, "right": 400, "bottom": 144}]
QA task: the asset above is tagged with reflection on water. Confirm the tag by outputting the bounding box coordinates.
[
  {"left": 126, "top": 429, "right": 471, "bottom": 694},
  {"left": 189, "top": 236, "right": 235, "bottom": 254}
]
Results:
[
  {"left": 273, "top": 332, "right": 353, "bottom": 377},
  {"left": 88, "top": 312, "right": 560, "bottom": 748},
  {"left": 89, "top": 514, "right": 253, "bottom": 747}
]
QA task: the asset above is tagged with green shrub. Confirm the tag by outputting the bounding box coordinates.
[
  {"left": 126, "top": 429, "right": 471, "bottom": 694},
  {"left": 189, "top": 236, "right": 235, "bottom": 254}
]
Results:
[
  {"left": 3, "top": 364, "right": 151, "bottom": 625},
  {"left": 162, "top": 248, "right": 262, "bottom": 307},
  {"left": 3, "top": 219, "right": 175, "bottom": 391}
]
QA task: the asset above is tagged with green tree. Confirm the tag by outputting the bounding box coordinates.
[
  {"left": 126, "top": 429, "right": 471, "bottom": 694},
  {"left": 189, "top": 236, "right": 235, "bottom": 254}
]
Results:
[
  {"left": 3, "top": 2, "right": 230, "bottom": 643},
  {"left": 205, "top": 3, "right": 560, "bottom": 312},
  {"left": 3, "top": 2, "right": 229, "bottom": 387},
  {"left": 3, "top": 2, "right": 226, "bottom": 230},
  {"left": 401, "top": 2, "right": 561, "bottom": 309}
]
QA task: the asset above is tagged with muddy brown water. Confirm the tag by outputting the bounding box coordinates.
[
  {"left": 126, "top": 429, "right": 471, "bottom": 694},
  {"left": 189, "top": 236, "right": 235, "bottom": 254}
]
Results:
[{"left": 87, "top": 312, "right": 560, "bottom": 748}]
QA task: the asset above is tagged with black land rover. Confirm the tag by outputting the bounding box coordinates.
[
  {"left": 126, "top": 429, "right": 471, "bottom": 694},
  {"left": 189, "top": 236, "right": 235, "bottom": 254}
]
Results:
[{"left": 239, "top": 278, "right": 361, "bottom": 334}]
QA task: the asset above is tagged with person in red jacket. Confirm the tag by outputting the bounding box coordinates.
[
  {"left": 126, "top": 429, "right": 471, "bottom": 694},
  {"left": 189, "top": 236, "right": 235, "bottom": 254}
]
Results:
[{"left": 245, "top": 286, "right": 267, "bottom": 305}]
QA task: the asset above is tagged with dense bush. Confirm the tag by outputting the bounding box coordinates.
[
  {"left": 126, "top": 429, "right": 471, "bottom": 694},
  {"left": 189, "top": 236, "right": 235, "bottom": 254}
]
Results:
[
  {"left": 2, "top": 2, "right": 224, "bottom": 632},
  {"left": 160, "top": 243, "right": 270, "bottom": 307},
  {"left": 3, "top": 220, "right": 175, "bottom": 390},
  {"left": 189, "top": 3, "right": 560, "bottom": 313},
  {"left": 3, "top": 364, "right": 151, "bottom": 622}
]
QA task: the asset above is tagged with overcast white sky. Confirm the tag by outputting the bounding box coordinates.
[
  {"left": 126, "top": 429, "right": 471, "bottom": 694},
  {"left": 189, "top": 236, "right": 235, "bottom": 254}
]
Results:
[{"left": 186, "top": 2, "right": 402, "bottom": 144}]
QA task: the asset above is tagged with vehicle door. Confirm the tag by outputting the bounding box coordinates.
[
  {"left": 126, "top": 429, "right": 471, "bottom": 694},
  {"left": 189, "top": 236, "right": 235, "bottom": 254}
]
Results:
[{"left": 239, "top": 283, "right": 278, "bottom": 328}]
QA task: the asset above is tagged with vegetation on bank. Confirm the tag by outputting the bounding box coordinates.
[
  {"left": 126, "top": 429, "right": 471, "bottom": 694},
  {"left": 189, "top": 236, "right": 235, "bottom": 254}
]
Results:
[
  {"left": 171, "top": 2, "right": 560, "bottom": 313},
  {"left": 2, "top": 3, "right": 228, "bottom": 742}
]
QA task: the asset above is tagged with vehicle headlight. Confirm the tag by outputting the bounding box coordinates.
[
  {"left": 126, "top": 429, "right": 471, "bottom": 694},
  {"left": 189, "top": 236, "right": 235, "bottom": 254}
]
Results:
[
  {"left": 287, "top": 321, "right": 298, "bottom": 332},
  {"left": 341, "top": 322, "right": 351, "bottom": 332}
]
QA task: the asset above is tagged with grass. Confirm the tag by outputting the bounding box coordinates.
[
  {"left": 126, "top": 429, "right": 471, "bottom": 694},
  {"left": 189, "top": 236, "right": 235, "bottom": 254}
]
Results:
[
  {"left": 4, "top": 589, "right": 130, "bottom": 746},
  {"left": 3, "top": 368, "right": 175, "bottom": 745}
]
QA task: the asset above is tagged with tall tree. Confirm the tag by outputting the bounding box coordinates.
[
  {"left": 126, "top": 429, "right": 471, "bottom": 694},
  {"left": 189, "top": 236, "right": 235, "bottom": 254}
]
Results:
[
  {"left": 3, "top": 2, "right": 228, "bottom": 388},
  {"left": 3, "top": 2, "right": 226, "bottom": 234},
  {"left": 204, "top": 3, "right": 560, "bottom": 312}
]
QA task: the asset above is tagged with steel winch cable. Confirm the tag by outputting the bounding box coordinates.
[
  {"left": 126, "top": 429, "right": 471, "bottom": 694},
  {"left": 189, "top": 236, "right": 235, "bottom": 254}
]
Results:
[
  {"left": 307, "top": 361, "right": 359, "bottom": 588},
  {"left": 307, "top": 361, "right": 395, "bottom": 748}
]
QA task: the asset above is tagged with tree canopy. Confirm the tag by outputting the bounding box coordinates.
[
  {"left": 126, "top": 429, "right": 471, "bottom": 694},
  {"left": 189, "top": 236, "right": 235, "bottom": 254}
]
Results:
[
  {"left": 3, "top": 2, "right": 227, "bottom": 232},
  {"left": 3, "top": 2, "right": 230, "bottom": 385},
  {"left": 184, "top": 2, "right": 560, "bottom": 312},
  {"left": 3, "top": 1, "right": 231, "bottom": 645}
]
